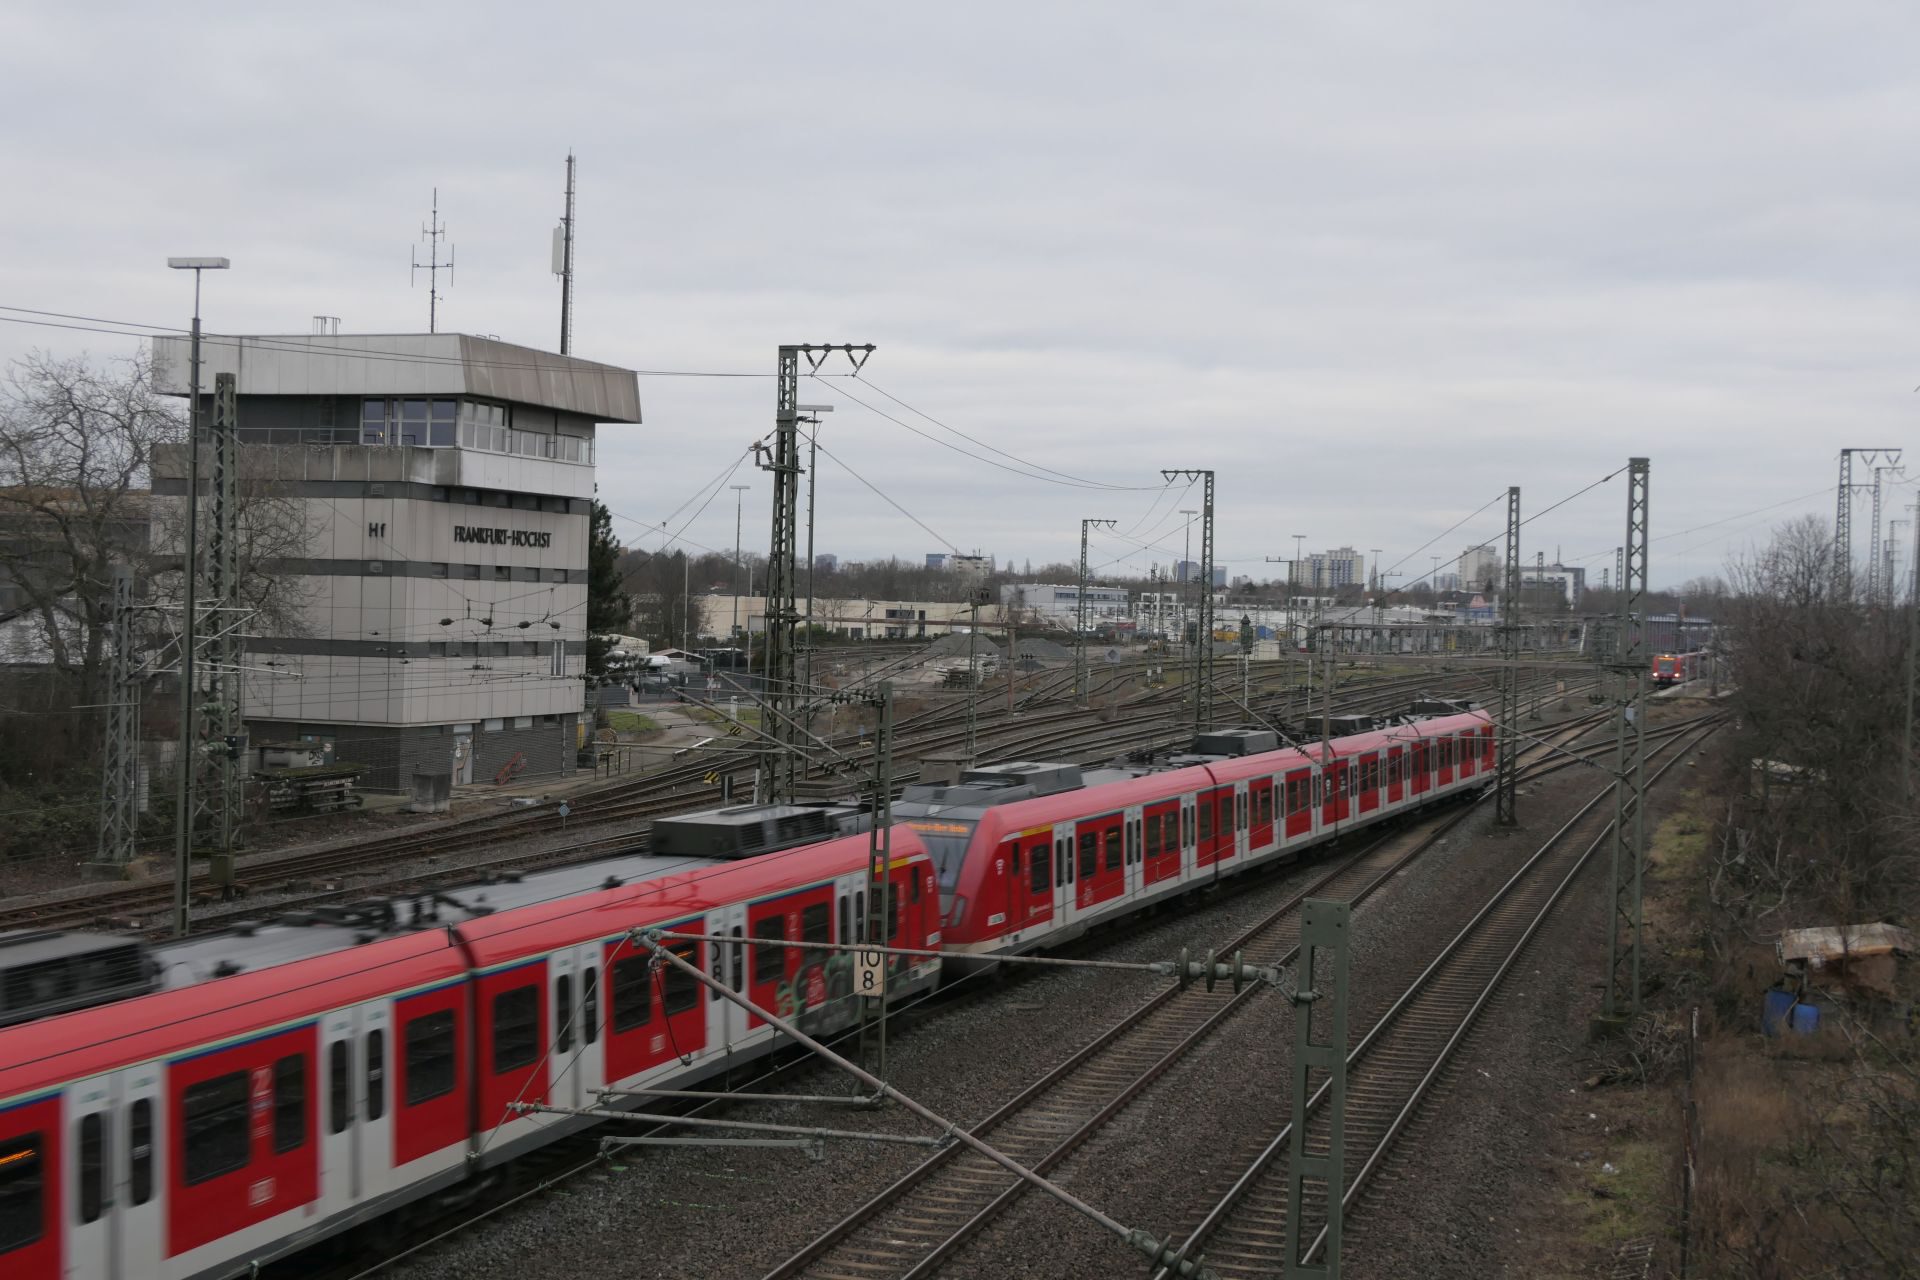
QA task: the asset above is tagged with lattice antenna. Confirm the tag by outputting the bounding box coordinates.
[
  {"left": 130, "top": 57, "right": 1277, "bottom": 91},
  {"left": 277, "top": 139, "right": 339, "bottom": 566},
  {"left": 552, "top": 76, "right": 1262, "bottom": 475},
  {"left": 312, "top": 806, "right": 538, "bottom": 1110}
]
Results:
[{"left": 411, "top": 187, "right": 455, "bottom": 333}]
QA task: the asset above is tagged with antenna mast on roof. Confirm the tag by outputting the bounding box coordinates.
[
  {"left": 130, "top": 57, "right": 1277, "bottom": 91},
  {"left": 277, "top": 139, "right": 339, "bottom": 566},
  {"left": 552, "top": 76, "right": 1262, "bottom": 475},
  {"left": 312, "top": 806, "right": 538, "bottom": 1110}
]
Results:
[
  {"left": 554, "top": 153, "right": 576, "bottom": 354},
  {"left": 411, "top": 188, "right": 455, "bottom": 333}
]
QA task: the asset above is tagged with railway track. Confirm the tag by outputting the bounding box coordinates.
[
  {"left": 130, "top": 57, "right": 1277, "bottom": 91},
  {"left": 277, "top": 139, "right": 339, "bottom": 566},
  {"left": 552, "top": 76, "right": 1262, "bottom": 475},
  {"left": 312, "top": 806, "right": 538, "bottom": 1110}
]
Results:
[
  {"left": 759, "top": 705, "right": 1670, "bottom": 1280},
  {"left": 1151, "top": 715, "right": 1720, "bottom": 1279}
]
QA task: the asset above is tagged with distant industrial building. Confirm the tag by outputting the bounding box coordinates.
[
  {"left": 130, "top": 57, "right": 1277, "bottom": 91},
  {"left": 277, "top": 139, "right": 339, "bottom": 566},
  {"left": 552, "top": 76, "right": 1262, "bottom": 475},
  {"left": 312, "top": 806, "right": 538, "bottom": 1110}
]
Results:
[
  {"left": 1520, "top": 563, "right": 1587, "bottom": 606},
  {"left": 151, "top": 332, "right": 642, "bottom": 791},
  {"left": 926, "top": 552, "right": 990, "bottom": 576},
  {"left": 1000, "top": 582, "right": 1130, "bottom": 626}
]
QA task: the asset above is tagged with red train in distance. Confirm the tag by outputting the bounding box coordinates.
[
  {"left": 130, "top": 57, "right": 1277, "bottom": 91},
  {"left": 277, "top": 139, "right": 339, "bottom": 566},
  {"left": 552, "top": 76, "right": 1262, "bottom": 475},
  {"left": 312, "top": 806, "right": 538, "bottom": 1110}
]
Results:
[
  {"left": 0, "top": 702, "right": 1492, "bottom": 1280},
  {"left": 903, "top": 709, "right": 1494, "bottom": 959},
  {"left": 1651, "top": 650, "right": 1707, "bottom": 686}
]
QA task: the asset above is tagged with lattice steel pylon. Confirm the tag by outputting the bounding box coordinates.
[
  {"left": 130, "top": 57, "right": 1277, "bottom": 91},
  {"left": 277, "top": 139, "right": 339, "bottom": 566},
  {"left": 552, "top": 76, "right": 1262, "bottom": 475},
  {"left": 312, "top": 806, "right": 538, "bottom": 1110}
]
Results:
[
  {"left": 1603, "top": 457, "right": 1651, "bottom": 1020},
  {"left": 1495, "top": 486, "right": 1521, "bottom": 826},
  {"left": 95, "top": 564, "right": 141, "bottom": 866},
  {"left": 1835, "top": 448, "right": 1902, "bottom": 602},
  {"left": 759, "top": 344, "right": 872, "bottom": 804},
  {"left": 190, "top": 373, "right": 245, "bottom": 855},
  {"left": 1075, "top": 518, "right": 1116, "bottom": 703},
  {"left": 1162, "top": 469, "right": 1215, "bottom": 733}
]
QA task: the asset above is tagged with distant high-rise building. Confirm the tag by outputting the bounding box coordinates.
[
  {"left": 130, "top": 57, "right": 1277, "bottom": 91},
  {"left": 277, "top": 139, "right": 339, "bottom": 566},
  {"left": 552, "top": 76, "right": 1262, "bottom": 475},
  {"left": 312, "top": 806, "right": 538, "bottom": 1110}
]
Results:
[
  {"left": 1302, "top": 547, "right": 1365, "bottom": 590},
  {"left": 1459, "top": 544, "right": 1501, "bottom": 593},
  {"left": 925, "top": 553, "right": 949, "bottom": 570},
  {"left": 1175, "top": 561, "right": 1227, "bottom": 587},
  {"left": 814, "top": 553, "right": 838, "bottom": 573}
]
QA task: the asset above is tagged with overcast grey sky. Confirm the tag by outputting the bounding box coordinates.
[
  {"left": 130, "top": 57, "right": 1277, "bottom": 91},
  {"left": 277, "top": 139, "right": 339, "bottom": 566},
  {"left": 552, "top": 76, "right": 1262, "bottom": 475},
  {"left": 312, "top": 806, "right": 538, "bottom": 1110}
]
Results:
[{"left": 3, "top": 3, "right": 1914, "bottom": 589}]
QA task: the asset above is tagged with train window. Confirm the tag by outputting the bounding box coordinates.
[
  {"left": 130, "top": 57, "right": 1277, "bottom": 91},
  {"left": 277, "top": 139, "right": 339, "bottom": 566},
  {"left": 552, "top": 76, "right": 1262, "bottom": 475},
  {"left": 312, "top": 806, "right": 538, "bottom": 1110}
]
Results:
[
  {"left": 1030, "top": 842, "right": 1050, "bottom": 893},
  {"left": 556, "top": 975, "right": 574, "bottom": 1055},
  {"left": 1056, "top": 840, "right": 1070, "bottom": 885},
  {"left": 77, "top": 1112, "right": 104, "bottom": 1223},
  {"left": 753, "top": 917, "right": 788, "bottom": 985},
  {"left": 182, "top": 1072, "right": 250, "bottom": 1185},
  {"left": 273, "top": 1053, "right": 307, "bottom": 1154},
  {"left": 129, "top": 1100, "right": 153, "bottom": 1206},
  {"left": 611, "top": 955, "right": 652, "bottom": 1031},
  {"left": 1008, "top": 844, "right": 1022, "bottom": 875},
  {"left": 662, "top": 943, "right": 700, "bottom": 1015},
  {"left": 1104, "top": 828, "right": 1122, "bottom": 871},
  {"left": 1160, "top": 812, "right": 1176, "bottom": 854},
  {"left": 583, "top": 967, "right": 600, "bottom": 1045},
  {"left": 1078, "top": 831, "right": 1098, "bottom": 879},
  {"left": 366, "top": 1030, "right": 387, "bottom": 1121},
  {"left": 1198, "top": 801, "right": 1213, "bottom": 842},
  {"left": 802, "top": 902, "right": 831, "bottom": 946},
  {"left": 1146, "top": 813, "right": 1163, "bottom": 859},
  {"left": 329, "top": 1041, "right": 351, "bottom": 1135},
  {"left": 909, "top": 872, "right": 922, "bottom": 904},
  {"left": 404, "top": 1009, "right": 458, "bottom": 1105},
  {"left": 0, "top": 1133, "right": 42, "bottom": 1253},
  {"left": 492, "top": 987, "right": 540, "bottom": 1074}
]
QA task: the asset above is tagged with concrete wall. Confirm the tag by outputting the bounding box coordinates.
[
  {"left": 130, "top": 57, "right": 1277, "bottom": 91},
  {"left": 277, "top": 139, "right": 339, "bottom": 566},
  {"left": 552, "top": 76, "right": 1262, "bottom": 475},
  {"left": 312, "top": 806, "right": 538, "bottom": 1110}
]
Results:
[{"left": 250, "top": 712, "right": 578, "bottom": 793}]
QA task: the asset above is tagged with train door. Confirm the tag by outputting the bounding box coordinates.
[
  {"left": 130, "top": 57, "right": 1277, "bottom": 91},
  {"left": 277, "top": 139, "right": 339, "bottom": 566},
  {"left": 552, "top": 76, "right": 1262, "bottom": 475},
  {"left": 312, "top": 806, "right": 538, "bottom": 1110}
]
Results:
[
  {"left": 1232, "top": 782, "right": 1249, "bottom": 864},
  {"left": 1123, "top": 805, "right": 1144, "bottom": 898},
  {"left": 550, "top": 944, "right": 600, "bottom": 1111},
  {"left": 357, "top": 1001, "right": 393, "bottom": 1204},
  {"left": 708, "top": 902, "right": 750, "bottom": 1055},
  {"left": 1052, "top": 823, "right": 1075, "bottom": 929},
  {"left": 1387, "top": 747, "right": 1404, "bottom": 806},
  {"left": 1358, "top": 753, "right": 1380, "bottom": 814},
  {"left": 117, "top": 1064, "right": 162, "bottom": 1277},
  {"left": 321, "top": 1009, "right": 361, "bottom": 1215},
  {"left": 66, "top": 1074, "right": 115, "bottom": 1280},
  {"left": 1020, "top": 830, "right": 1054, "bottom": 931},
  {"left": 1249, "top": 777, "right": 1275, "bottom": 855}
]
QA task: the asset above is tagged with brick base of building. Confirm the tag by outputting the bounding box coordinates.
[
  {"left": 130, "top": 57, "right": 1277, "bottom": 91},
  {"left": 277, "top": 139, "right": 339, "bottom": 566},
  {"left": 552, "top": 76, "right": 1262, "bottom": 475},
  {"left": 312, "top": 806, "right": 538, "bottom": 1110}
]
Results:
[{"left": 248, "top": 714, "right": 579, "bottom": 793}]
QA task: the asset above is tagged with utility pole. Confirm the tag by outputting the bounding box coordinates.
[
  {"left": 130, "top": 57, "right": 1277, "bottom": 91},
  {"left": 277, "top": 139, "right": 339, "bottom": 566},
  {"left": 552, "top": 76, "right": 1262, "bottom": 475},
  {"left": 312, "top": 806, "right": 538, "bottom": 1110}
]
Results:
[
  {"left": 859, "top": 681, "right": 895, "bottom": 1077},
  {"left": 411, "top": 188, "right": 454, "bottom": 334},
  {"left": 1283, "top": 897, "right": 1350, "bottom": 1280},
  {"left": 555, "top": 153, "right": 576, "bottom": 354},
  {"left": 1869, "top": 463, "right": 1905, "bottom": 604},
  {"left": 1164, "top": 471, "right": 1215, "bottom": 734},
  {"left": 1602, "top": 457, "right": 1651, "bottom": 1022},
  {"left": 1075, "top": 518, "right": 1116, "bottom": 703},
  {"left": 798, "top": 405, "right": 831, "bottom": 734},
  {"left": 95, "top": 564, "right": 140, "bottom": 868},
  {"left": 759, "top": 344, "right": 873, "bottom": 805},
  {"left": 966, "top": 587, "right": 987, "bottom": 762},
  {"left": 730, "top": 484, "right": 750, "bottom": 643},
  {"left": 1495, "top": 486, "right": 1522, "bottom": 826},
  {"left": 165, "top": 255, "right": 227, "bottom": 936}
]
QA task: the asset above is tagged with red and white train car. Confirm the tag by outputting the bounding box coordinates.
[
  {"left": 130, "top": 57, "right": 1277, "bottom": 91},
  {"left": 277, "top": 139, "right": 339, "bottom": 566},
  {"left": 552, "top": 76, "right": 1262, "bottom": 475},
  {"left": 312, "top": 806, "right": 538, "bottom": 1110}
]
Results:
[
  {"left": 0, "top": 822, "right": 937, "bottom": 1280},
  {"left": 912, "top": 710, "right": 1495, "bottom": 957}
]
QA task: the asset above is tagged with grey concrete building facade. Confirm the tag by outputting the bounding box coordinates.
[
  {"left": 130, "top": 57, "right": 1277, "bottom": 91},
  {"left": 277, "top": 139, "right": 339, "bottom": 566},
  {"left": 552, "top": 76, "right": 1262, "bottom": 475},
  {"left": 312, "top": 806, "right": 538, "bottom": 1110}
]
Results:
[{"left": 151, "top": 333, "right": 642, "bottom": 790}]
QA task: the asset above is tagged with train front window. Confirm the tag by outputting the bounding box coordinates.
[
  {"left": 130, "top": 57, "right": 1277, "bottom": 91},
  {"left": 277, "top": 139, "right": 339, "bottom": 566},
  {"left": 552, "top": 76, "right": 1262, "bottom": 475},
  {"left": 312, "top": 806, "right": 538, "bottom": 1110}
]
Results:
[{"left": 906, "top": 821, "right": 978, "bottom": 893}]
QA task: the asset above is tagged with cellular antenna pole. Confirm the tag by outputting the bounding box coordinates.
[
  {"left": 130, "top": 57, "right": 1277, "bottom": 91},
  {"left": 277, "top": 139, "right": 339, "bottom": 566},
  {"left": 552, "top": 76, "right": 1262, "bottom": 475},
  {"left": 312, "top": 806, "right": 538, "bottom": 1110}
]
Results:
[
  {"left": 1076, "top": 518, "right": 1117, "bottom": 703},
  {"left": 1495, "top": 486, "right": 1522, "bottom": 826},
  {"left": 1164, "top": 470, "right": 1216, "bottom": 734},
  {"left": 759, "top": 344, "right": 873, "bottom": 805},
  {"left": 555, "top": 154, "right": 576, "bottom": 354},
  {"left": 411, "top": 188, "right": 454, "bottom": 334},
  {"left": 1602, "top": 457, "right": 1650, "bottom": 1022}
]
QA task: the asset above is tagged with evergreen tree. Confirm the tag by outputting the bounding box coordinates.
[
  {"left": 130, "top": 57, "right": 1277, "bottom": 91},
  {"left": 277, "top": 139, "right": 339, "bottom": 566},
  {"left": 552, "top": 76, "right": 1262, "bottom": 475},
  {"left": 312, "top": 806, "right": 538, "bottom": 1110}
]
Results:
[{"left": 585, "top": 499, "right": 630, "bottom": 684}]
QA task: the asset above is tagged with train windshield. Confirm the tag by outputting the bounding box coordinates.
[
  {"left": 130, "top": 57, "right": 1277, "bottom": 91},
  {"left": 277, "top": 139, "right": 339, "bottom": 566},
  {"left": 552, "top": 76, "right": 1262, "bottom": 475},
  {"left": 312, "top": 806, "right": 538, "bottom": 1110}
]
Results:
[{"left": 905, "top": 820, "right": 979, "bottom": 892}]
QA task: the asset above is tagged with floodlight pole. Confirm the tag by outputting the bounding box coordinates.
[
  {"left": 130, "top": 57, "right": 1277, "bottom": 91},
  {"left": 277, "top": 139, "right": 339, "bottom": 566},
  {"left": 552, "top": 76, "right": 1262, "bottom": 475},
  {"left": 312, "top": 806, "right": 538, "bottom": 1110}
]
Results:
[
  {"left": 166, "top": 256, "right": 228, "bottom": 937},
  {"left": 1165, "top": 471, "right": 1215, "bottom": 733},
  {"left": 1076, "top": 518, "right": 1116, "bottom": 703}
]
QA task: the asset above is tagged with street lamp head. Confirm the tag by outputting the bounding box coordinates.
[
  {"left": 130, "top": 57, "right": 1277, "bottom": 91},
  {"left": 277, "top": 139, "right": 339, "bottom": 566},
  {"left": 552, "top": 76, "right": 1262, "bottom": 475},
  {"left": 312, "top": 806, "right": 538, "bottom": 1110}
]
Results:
[
  {"left": 167, "top": 257, "right": 231, "bottom": 270},
  {"left": 796, "top": 404, "right": 834, "bottom": 414}
]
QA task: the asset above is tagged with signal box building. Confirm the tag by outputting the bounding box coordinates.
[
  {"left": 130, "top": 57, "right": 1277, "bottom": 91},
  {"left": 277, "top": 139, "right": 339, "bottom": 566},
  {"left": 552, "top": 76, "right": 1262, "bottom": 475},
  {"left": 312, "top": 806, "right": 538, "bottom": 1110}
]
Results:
[{"left": 152, "top": 333, "right": 642, "bottom": 790}]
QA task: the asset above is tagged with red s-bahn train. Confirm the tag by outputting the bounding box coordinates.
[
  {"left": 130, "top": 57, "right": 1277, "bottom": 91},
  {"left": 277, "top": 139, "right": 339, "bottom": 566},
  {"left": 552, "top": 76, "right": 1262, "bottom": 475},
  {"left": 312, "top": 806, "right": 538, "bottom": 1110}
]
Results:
[
  {"left": 0, "top": 703, "right": 1490, "bottom": 1280},
  {"left": 1651, "top": 650, "right": 1707, "bottom": 686}
]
